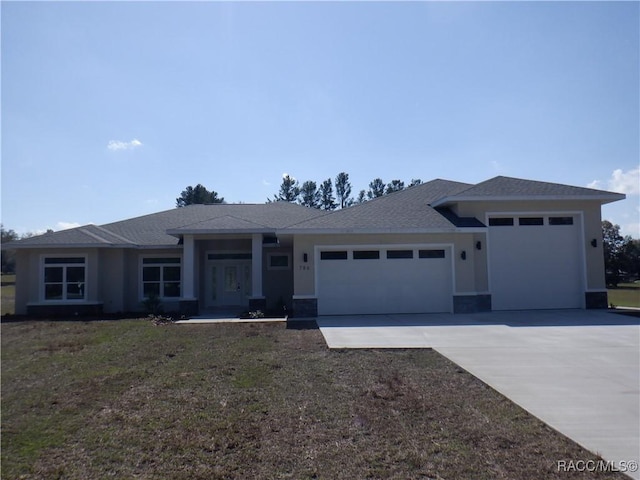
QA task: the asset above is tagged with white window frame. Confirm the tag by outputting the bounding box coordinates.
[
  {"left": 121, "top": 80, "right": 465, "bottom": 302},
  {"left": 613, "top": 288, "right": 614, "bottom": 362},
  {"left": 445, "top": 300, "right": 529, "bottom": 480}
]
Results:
[
  {"left": 40, "top": 254, "right": 88, "bottom": 303},
  {"left": 139, "top": 255, "right": 183, "bottom": 300}
]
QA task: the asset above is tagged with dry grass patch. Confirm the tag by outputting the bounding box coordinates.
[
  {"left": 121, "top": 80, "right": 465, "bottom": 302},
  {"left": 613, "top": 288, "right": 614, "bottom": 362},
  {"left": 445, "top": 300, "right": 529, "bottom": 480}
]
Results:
[{"left": 2, "top": 319, "right": 625, "bottom": 479}]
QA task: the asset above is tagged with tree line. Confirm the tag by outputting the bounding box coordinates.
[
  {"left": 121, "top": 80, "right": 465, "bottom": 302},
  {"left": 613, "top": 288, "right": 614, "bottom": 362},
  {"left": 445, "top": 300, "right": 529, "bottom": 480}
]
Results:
[
  {"left": 270, "top": 172, "right": 423, "bottom": 210},
  {"left": 1, "top": 225, "right": 54, "bottom": 273},
  {"left": 602, "top": 220, "right": 640, "bottom": 286}
]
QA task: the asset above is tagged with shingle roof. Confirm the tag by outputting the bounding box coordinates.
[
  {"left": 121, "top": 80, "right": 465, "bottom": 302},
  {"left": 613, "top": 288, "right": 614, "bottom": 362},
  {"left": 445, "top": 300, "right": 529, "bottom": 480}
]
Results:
[
  {"left": 431, "top": 176, "right": 626, "bottom": 205},
  {"left": 6, "top": 224, "right": 137, "bottom": 247},
  {"left": 286, "top": 179, "right": 474, "bottom": 232},
  {"left": 8, "top": 176, "right": 625, "bottom": 248},
  {"left": 10, "top": 202, "right": 325, "bottom": 248}
]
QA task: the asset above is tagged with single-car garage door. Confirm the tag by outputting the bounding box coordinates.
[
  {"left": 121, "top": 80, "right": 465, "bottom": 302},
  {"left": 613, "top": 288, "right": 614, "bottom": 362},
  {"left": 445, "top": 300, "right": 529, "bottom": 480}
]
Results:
[
  {"left": 317, "top": 246, "right": 453, "bottom": 315},
  {"left": 488, "top": 215, "right": 584, "bottom": 310}
]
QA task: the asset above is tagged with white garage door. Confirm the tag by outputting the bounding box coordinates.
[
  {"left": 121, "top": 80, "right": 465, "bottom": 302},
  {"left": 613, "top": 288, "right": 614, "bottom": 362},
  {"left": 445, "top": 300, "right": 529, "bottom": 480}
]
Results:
[
  {"left": 488, "top": 215, "right": 584, "bottom": 310},
  {"left": 317, "top": 246, "right": 453, "bottom": 315}
]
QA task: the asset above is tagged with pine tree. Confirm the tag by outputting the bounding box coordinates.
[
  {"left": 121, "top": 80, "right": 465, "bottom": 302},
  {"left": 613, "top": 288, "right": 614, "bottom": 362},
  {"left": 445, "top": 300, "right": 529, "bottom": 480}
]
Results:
[
  {"left": 273, "top": 175, "right": 300, "bottom": 202},
  {"left": 176, "top": 184, "right": 224, "bottom": 207},
  {"left": 386, "top": 179, "right": 405, "bottom": 194},
  {"left": 367, "top": 178, "right": 385, "bottom": 199},
  {"left": 299, "top": 180, "right": 320, "bottom": 208},
  {"left": 319, "top": 178, "right": 337, "bottom": 210},
  {"left": 335, "top": 172, "right": 353, "bottom": 209}
]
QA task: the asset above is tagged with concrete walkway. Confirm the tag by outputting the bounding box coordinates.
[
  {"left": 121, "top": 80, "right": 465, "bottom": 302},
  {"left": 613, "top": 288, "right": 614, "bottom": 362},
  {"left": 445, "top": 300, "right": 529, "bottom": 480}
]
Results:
[{"left": 317, "top": 310, "right": 640, "bottom": 478}]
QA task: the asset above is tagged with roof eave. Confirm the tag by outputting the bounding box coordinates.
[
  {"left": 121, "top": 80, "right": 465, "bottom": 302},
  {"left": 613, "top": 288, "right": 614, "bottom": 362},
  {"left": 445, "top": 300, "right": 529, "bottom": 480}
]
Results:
[
  {"left": 7, "top": 242, "right": 182, "bottom": 250},
  {"left": 6, "top": 243, "right": 134, "bottom": 250},
  {"left": 278, "top": 227, "right": 467, "bottom": 235},
  {"left": 431, "top": 193, "right": 626, "bottom": 207},
  {"left": 166, "top": 228, "right": 273, "bottom": 237}
]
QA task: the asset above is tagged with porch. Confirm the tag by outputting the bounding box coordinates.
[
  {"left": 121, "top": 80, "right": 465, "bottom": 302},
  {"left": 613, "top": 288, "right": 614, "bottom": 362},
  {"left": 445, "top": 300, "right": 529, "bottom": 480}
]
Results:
[{"left": 179, "top": 233, "right": 294, "bottom": 317}]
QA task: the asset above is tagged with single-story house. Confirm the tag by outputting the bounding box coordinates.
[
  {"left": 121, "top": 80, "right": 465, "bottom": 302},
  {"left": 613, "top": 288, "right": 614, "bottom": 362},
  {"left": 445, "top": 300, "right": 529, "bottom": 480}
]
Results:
[{"left": 7, "top": 176, "right": 625, "bottom": 318}]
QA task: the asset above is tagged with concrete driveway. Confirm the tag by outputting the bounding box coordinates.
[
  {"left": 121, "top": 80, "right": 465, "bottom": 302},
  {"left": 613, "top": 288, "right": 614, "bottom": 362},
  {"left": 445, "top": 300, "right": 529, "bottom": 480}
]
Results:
[{"left": 317, "top": 310, "right": 640, "bottom": 478}]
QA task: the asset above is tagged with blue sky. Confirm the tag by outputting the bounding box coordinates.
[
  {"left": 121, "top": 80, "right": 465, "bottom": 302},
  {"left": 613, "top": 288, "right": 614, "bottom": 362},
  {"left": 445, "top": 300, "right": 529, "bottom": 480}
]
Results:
[{"left": 2, "top": 1, "right": 639, "bottom": 237}]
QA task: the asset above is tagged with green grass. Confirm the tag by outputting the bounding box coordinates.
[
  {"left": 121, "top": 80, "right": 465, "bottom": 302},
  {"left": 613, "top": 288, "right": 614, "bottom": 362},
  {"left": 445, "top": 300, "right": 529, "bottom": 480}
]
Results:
[
  {"left": 2, "top": 319, "right": 625, "bottom": 480},
  {"left": 608, "top": 282, "right": 640, "bottom": 308},
  {"left": 1, "top": 273, "right": 15, "bottom": 316}
]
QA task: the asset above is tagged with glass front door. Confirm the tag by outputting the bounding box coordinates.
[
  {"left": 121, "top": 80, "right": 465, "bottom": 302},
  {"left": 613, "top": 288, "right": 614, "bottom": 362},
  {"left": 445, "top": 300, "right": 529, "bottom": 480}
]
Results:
[{"left": 207, "top": 262, "right": 251, "bottom": 308}]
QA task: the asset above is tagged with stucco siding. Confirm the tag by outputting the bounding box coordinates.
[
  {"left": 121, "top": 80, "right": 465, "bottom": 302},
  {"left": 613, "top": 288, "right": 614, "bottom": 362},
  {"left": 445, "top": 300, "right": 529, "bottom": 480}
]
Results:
[
  {"left": 15, "top": 248, "right": 101, "bottom": 314},
  {"left": 263, "top": 246, "right": 294, "bottom": 311},
  {"left": 293, "top": 233, "right": 479, "bottom": 297},
  {"left": 14, "top": 250, "right": 30, "bottom": 315},
  {"left": 99, "top": 249, "right": 125, "bottom": 313},
  {"left": 454, "top": 199, "right": 606, "bottom": 292}
]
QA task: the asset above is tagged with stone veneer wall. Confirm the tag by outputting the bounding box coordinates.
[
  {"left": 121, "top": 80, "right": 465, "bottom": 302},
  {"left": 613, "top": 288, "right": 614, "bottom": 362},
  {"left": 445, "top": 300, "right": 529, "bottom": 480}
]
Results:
[
  {"left": 585, "top": 291, "right": 608, "bottom": 309},
  {"left": 292, "top": 298, "right": 318, "bottom": 318},
  {"left": 179, "top": 300, "right": 199, "bottom": 317},
  {"left": 453, "top": 295, "right": 492, "bottom": 314},
  {"left": 27, "top": 303, "right": 104, "bottom": 318},
  {"left": 248, "top": 297, "right": 267, "bottom": 312}
]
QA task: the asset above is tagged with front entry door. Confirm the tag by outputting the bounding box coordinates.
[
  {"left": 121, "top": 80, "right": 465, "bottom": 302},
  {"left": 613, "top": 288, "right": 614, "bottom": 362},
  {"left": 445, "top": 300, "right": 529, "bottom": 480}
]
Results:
[{"left": 207, "top": 262, "right": 251, "bottom": 308}]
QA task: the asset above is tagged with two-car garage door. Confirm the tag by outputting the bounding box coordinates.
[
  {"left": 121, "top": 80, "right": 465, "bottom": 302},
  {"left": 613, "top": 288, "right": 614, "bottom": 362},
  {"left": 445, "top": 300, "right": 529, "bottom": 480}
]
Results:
[
  {"left": 488, "top": 214, "right": 584, "bottom": 310},
  {"left": 317, "top": 246, "right": 453, "bottom": 315}
]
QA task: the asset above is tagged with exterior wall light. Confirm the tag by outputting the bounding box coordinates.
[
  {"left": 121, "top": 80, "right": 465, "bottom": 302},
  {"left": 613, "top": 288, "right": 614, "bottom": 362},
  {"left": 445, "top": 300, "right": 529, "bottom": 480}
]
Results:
[
  {"left": 591, "top": 239, "right": 597, "bottom": 248},
  {"left": 303, "top": 253, "right": 308, "bottom": 263},
  {"left": 475, "top": 241, "right": 482, "bottom": 250},
  {"left": 460, "top": 250, "right": 467, "bottom": 260}
]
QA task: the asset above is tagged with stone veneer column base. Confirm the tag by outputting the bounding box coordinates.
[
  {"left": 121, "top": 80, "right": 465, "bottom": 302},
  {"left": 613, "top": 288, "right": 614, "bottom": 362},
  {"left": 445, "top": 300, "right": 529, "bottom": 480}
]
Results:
[
  {"left": 179, "top": 299, "right": 199, "bottom": 317},
  {"left": 292, "top": 297, "right": 318, "bottom": 318},
  {"left": 248, "top": 297, "right": 267, "bottom": 312},
  {"left": 585, "top": 291, "right": 608, "bottom": 309},
  {"left": 453, "top": 295, "right": 492, "bottom": 314}
]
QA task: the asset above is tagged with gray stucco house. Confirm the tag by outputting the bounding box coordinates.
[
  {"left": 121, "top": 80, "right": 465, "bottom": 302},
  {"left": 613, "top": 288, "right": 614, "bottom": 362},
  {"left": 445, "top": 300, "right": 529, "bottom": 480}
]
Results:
[{"left": 8, "top": 176, "right": 624, "bottom": 317}]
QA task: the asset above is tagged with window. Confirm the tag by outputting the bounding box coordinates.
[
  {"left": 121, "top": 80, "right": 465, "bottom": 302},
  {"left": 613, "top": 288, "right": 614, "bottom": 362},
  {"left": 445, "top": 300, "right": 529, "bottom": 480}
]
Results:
[
  {"left": 353, "top": 250, "right": 380, "bottom": 260},
  {"left": 549, "top": 216, "right": 574, "bottom": 226},
  {"left": 142, "top": 257, "right": 181, "bottom": 298},
  {"left": 489, "top": 217, "right": 514, "bottom": 226},
  {"left": 43, "top": 257, "right": 86, "bottom": 301},
  {"left": 321, "top": 251, "right": 348, "bottom": 260},
  {"left": 268, "top": 253, "right": 290, "bottom": 270},
  {"left": 419, "top": 249, "right": 446, "bottom": 259},
  {"left": 519, "top": 217, "right": 544, "bottom": 226},
  {"left": 387, "top": 250, "right": 414, "bottom": 259}
]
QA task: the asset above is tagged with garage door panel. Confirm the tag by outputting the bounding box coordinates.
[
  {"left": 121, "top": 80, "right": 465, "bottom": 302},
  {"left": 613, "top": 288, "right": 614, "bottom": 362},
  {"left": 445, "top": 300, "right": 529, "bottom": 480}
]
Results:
[
  {"left": 489, "top": 216, "right": 583, "bottom": 310},
  {"left": 317, "top": 248, "right": 452, "bottom": 315}
]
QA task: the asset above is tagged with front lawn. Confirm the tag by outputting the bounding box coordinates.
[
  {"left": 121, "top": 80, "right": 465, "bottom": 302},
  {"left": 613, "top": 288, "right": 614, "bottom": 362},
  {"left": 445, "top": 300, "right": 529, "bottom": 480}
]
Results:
[
  {"left": 1, "top": 319, "right": 625, "bottom": 479},
  {"left": 608, "top": 282, "right": 640, "bottom": 308}
]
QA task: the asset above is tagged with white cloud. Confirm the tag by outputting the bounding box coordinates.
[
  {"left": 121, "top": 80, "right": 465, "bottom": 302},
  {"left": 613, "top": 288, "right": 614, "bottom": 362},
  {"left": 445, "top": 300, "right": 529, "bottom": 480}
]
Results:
[
  {"left": 262, "top": 179, "right": 271, "bottom": 186},
  {"left": 57, "top": 222, "right": 81, "bottom": 230},
  {"left": 608, "top": 167, "right": 639, "bottom": 195},
  {"left": 587, "top": 167, "right": 640, "bottom": 195},
  {"left": 107, "top": 138, "right": 143, "bottom": 151}
]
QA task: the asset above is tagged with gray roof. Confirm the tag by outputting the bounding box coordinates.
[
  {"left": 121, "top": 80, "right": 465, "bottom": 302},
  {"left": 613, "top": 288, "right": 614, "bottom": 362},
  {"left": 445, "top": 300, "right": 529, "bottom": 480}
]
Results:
[
  {"left": 431, "top": 176, "right": 626, "bottom": 206},
  {"left": 7, "top": 176, "right": 625, "bottom": 249},
  {"left": 286, "top": 179, "right": 473, "bottom": 232},
  {"left": 10, "top": 202, "right": 325, "bottom": 249}
]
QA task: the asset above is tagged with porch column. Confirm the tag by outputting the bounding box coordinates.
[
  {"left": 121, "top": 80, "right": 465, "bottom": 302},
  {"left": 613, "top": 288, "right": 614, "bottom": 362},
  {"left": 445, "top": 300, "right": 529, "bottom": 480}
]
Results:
[
  {"left": 251, "top": 233, "right": 263, "bottom": 298},
  {"left": 182, "top": 234, "right": 196, "bottom": 299}
]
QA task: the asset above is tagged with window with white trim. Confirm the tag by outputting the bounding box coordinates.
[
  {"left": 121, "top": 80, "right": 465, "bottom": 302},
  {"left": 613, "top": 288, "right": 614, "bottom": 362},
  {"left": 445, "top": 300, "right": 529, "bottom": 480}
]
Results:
[
  {"left": 268, "top": 253, "right": 290, "bottom": 270},
  {"left": 142, "top": 257, "right": 181, "bottom": 298},
  {"left": 43, "top": 257, "right": 86, "bottom": 301}
]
